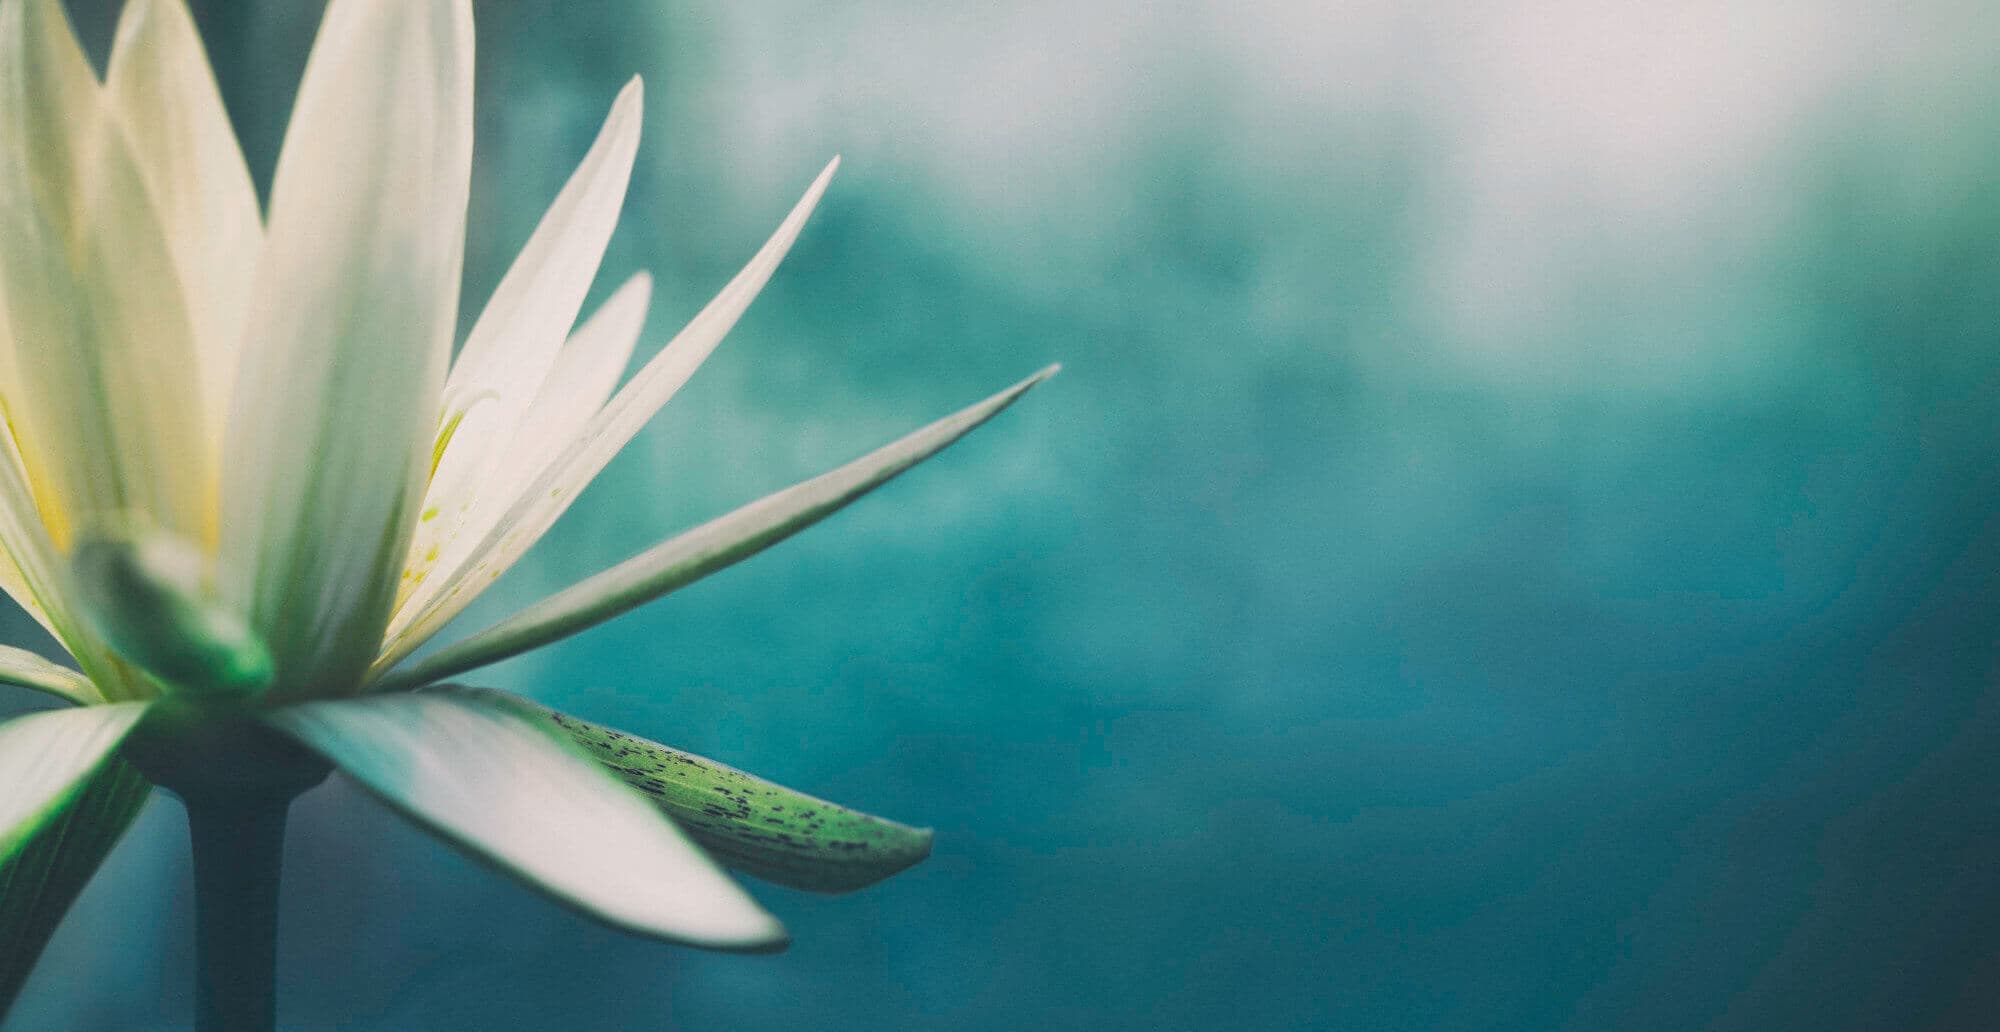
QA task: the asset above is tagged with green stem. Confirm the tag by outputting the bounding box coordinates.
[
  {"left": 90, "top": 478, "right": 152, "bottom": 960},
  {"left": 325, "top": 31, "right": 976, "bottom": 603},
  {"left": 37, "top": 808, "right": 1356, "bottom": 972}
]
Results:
[
  {"left": 183, "top": 790, "right": 292, "bottom": 1032},
  {"left": 123, "top": 706, "right": 331, "bottom": 1032}
]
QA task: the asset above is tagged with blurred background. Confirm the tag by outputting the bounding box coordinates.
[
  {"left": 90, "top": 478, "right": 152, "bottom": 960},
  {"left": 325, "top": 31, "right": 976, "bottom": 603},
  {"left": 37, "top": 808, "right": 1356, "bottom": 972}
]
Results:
[{"left": 7, "top": 0, "right": 2000, "bottom": 1027}]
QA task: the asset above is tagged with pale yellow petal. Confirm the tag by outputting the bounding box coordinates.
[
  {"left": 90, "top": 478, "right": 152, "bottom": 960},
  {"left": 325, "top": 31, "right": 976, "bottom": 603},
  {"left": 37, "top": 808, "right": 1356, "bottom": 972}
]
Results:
[
  {"left": 217, "top": 0, "right": 473, "bottom": 694},
  {"left": 0, "top": 0, "right": 211, "bottom": 548},
  {"left": 0, "top": 406, "right": 144, "bottom": 698},
  {"left": 106, "top": 0, "right": 263, "bottom": 487}
]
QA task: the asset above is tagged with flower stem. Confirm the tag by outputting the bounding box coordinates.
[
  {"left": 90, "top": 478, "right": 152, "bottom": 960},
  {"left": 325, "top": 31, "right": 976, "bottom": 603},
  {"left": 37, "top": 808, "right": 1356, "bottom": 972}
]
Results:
[
  {"left": 124, "top": 707, "right": 330, "bottom": 1032},
  {"left": 183, "top": 790, "right": 291, "bottom": 1032}
]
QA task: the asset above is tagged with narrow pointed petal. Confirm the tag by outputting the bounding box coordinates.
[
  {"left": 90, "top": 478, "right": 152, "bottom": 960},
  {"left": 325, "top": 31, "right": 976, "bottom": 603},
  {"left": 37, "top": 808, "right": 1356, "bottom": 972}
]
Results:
[
  {"left": 0, "top": 0, "right": 210, "bottom": 547},
  {"left": 263, "top": 691, "right": 788, "bottom": 950},
  {"left": 400, "top": 272, "right": 650, "bottom": 606},
  {"left": 376, "top": 366, "right": 1057, "bottom": 689},
  {"left": 402, "top": 80, "right": 643, "bottom": 605},
  {"left": 0, "top": 756, "right": 149, "bottom": 1012},
  {"left": 511, "top": 272, "right": 652, "bottom": 471},
  {"left": 218, "top": 0, "right": 474, "bottom": 693},
  {"left": 0, "top": 646, "right": 98, "bottom": 705},
  {"left": 379, "top": 160, "right": 840, "bottom": 668},
  {"left": 437, "top": 686, "right": 931, "bottom": 893},
  {"left": 105, "top": 0, "right": 263, "bottom": 469},
  {"left": 0, "top": 703, "right": 149, "bottom": 858}
]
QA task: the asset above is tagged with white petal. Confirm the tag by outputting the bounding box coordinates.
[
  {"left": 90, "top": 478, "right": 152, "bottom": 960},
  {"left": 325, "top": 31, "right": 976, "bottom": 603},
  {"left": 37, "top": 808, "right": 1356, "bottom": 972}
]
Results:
[
  {"left": 376, "top": 160, "right": 838, "bottom": 671},
  {"left": 263, "top": 691, "right": 787, "bottom": 950},
  {"left": 511, "top": 272, "right": 652, "bottom": 471},
  {"left": 0, "top": 418, "right": 110, "bottom": 685},
  {"left": 0, "top": 0, "right": 211, "bottom": 548},
  {"left": 401, "top": 80, "right": 643, "bottom": 606},
  {"left": 105, "top": 0, "right": 263, "bottom": 473},
  {"left": 218, "top": 0, "right": 474, "bottom": 693},
  {"left": 0, "top": 702, "right": 149, "bottom": 856},
  {"left": 375, "top": 366, "right": 1056, "bottom": 690},
  {"left": 0, "top": 645, "right": 98, "bottom": 705},
  {"left": 399, "top": 272, "right": 649, "bottom": 606}
]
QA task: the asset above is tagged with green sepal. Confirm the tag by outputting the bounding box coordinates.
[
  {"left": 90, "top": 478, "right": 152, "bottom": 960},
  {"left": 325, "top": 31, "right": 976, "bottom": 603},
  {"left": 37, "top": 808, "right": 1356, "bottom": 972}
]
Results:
[
  {"left": 0, "top": 755, "right": 151, "bottom": 1015},
  {"left": 69, "top": 528, "right": 271, "bottom": 697},
  {"left": 434, "top": 686, "right": 934, "bottom": 894}
]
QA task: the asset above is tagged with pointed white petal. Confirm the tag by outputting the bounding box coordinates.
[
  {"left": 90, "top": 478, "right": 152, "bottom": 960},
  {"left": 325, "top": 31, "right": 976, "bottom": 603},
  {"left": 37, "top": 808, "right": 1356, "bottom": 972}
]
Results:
[
  {"left": 375, "top": 366, "right": 1057, "bottom": 689},
  {"left": 0, "top": 702, "right": 149, "bottom": 857},
  {"left": 402, "top": 80, "right": 643, "bottom": 605},
  {"left": 263, "top": 691, "right": 787, "bottom": 950},
  {"left": 0, "top": 645, "right": 98, "bottom": 705},
  {"left": 399, "top": 272, "right": 649, "bottom": 606},
  {"left": 106, "top": 0, "right": 263, "bottom": 472},
  {"left": 513, "top": 272, "right": 651, "bottom": 468},
  {"left": 377, "top": 160, "right": 839, "bottom": 669},
  {"left": 0, "top": 0, "right": 210, "bottom": 547},
  {"left": 218, "top": 0, "right": 474, "bottom": 693}
]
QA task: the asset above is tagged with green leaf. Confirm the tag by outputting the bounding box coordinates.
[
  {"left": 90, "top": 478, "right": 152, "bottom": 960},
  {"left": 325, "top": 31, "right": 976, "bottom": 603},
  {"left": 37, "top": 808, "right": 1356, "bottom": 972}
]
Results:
[
  {"left": 262, "top": 691, "right": 787, "bottom": 952},
  {"left": 0, "top": 756, "right": 150, "bottom": 1014},
  {"left": 0, "top": 646, "right": 100, "bottom": 706},
  {"left": 376, "top": 364, "right": 1059, "bottom": 690},
  {"left": 442, "top": 686, "right": 933, "bottom": 894}
]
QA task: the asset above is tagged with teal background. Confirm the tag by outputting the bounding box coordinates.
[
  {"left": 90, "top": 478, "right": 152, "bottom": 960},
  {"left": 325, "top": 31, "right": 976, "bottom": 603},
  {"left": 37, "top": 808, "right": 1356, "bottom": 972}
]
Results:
[{"left": 6, "top": 0, "right": 2000, "bottom": 1028}]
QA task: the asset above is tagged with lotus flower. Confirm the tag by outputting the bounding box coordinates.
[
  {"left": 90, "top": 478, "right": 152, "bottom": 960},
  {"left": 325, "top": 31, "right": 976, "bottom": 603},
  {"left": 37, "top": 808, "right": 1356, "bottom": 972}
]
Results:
[{"left": 0, "top": 0, "right": 1052, "bottom": 1023}]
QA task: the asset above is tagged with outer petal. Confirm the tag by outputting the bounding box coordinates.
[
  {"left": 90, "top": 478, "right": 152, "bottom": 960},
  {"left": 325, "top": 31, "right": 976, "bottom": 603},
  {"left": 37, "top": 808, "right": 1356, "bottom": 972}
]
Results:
[
  {"left": 402, "top": 80, "right": 643, "bottom": 606},
  {"left": 437, "top": 686, "right": 933, "bottom": 894},
  {"left": 0, "top": 703, "right": 149, "bottom": 858},
  {"left": 105, "top": 0, "right": 263, "bottom": 474},
  {"left": 375, "top": 366, "right": 1057, "bottom": 689},
  {"left": 218, "top": 0, "right": 473, "bottom": 694},
  {"left": 263, "top": 691, "right": 787, "bottom": 950},
  {"left": 0, "top": 0, "right": 209, "bottom": 548},
  {"left": 378, "top": 160, "right": 839, "bottom": 668},
  {"left": 0, "top": 755, "right": 150, "bottom": 1013}
]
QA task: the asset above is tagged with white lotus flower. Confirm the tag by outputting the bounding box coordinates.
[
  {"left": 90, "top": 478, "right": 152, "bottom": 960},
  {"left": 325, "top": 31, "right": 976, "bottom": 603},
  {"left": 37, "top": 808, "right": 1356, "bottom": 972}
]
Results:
[{"left": 0, "top": 0, "right": 1052, "bottom": 1019}]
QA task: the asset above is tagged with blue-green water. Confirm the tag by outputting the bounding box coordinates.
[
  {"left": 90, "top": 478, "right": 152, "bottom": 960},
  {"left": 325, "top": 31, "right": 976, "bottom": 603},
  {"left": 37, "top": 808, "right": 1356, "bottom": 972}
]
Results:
[{"left": 7, "top": 1, "right": 2000, "bottom": 1028}]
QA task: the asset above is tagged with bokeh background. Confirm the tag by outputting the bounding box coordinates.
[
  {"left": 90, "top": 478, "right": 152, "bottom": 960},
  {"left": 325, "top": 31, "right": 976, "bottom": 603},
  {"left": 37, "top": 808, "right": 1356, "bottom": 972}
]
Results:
[{"left": 6, "top": 0, "right": 2000, "bottom": 1028}]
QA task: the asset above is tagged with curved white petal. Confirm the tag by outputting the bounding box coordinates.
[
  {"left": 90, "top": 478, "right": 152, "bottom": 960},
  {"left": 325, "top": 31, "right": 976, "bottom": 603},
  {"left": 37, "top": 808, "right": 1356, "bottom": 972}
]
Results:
[
  {"left": 0, "top": 645, "right": 98, "bottom": 705},
  {"left": 376, "top": 160, "right": 838, "bottom": 671},
  {"left": 0, "top": 702, "right": 149, "bottom": 857},
  {"left": 264, "top": 691, "right": 786, "bottom": 950},
  {"left": 0, "top": 0, "right": 210, "bottom": 549},
  {"left": 218, "top": 0, "right": 473, "bottom": 693},
  {"left": 401, "top": 79, "right": 643, "bottom": 607},
  {"left": 106, "top": 0, "right": 263, "bottom": 476}
]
